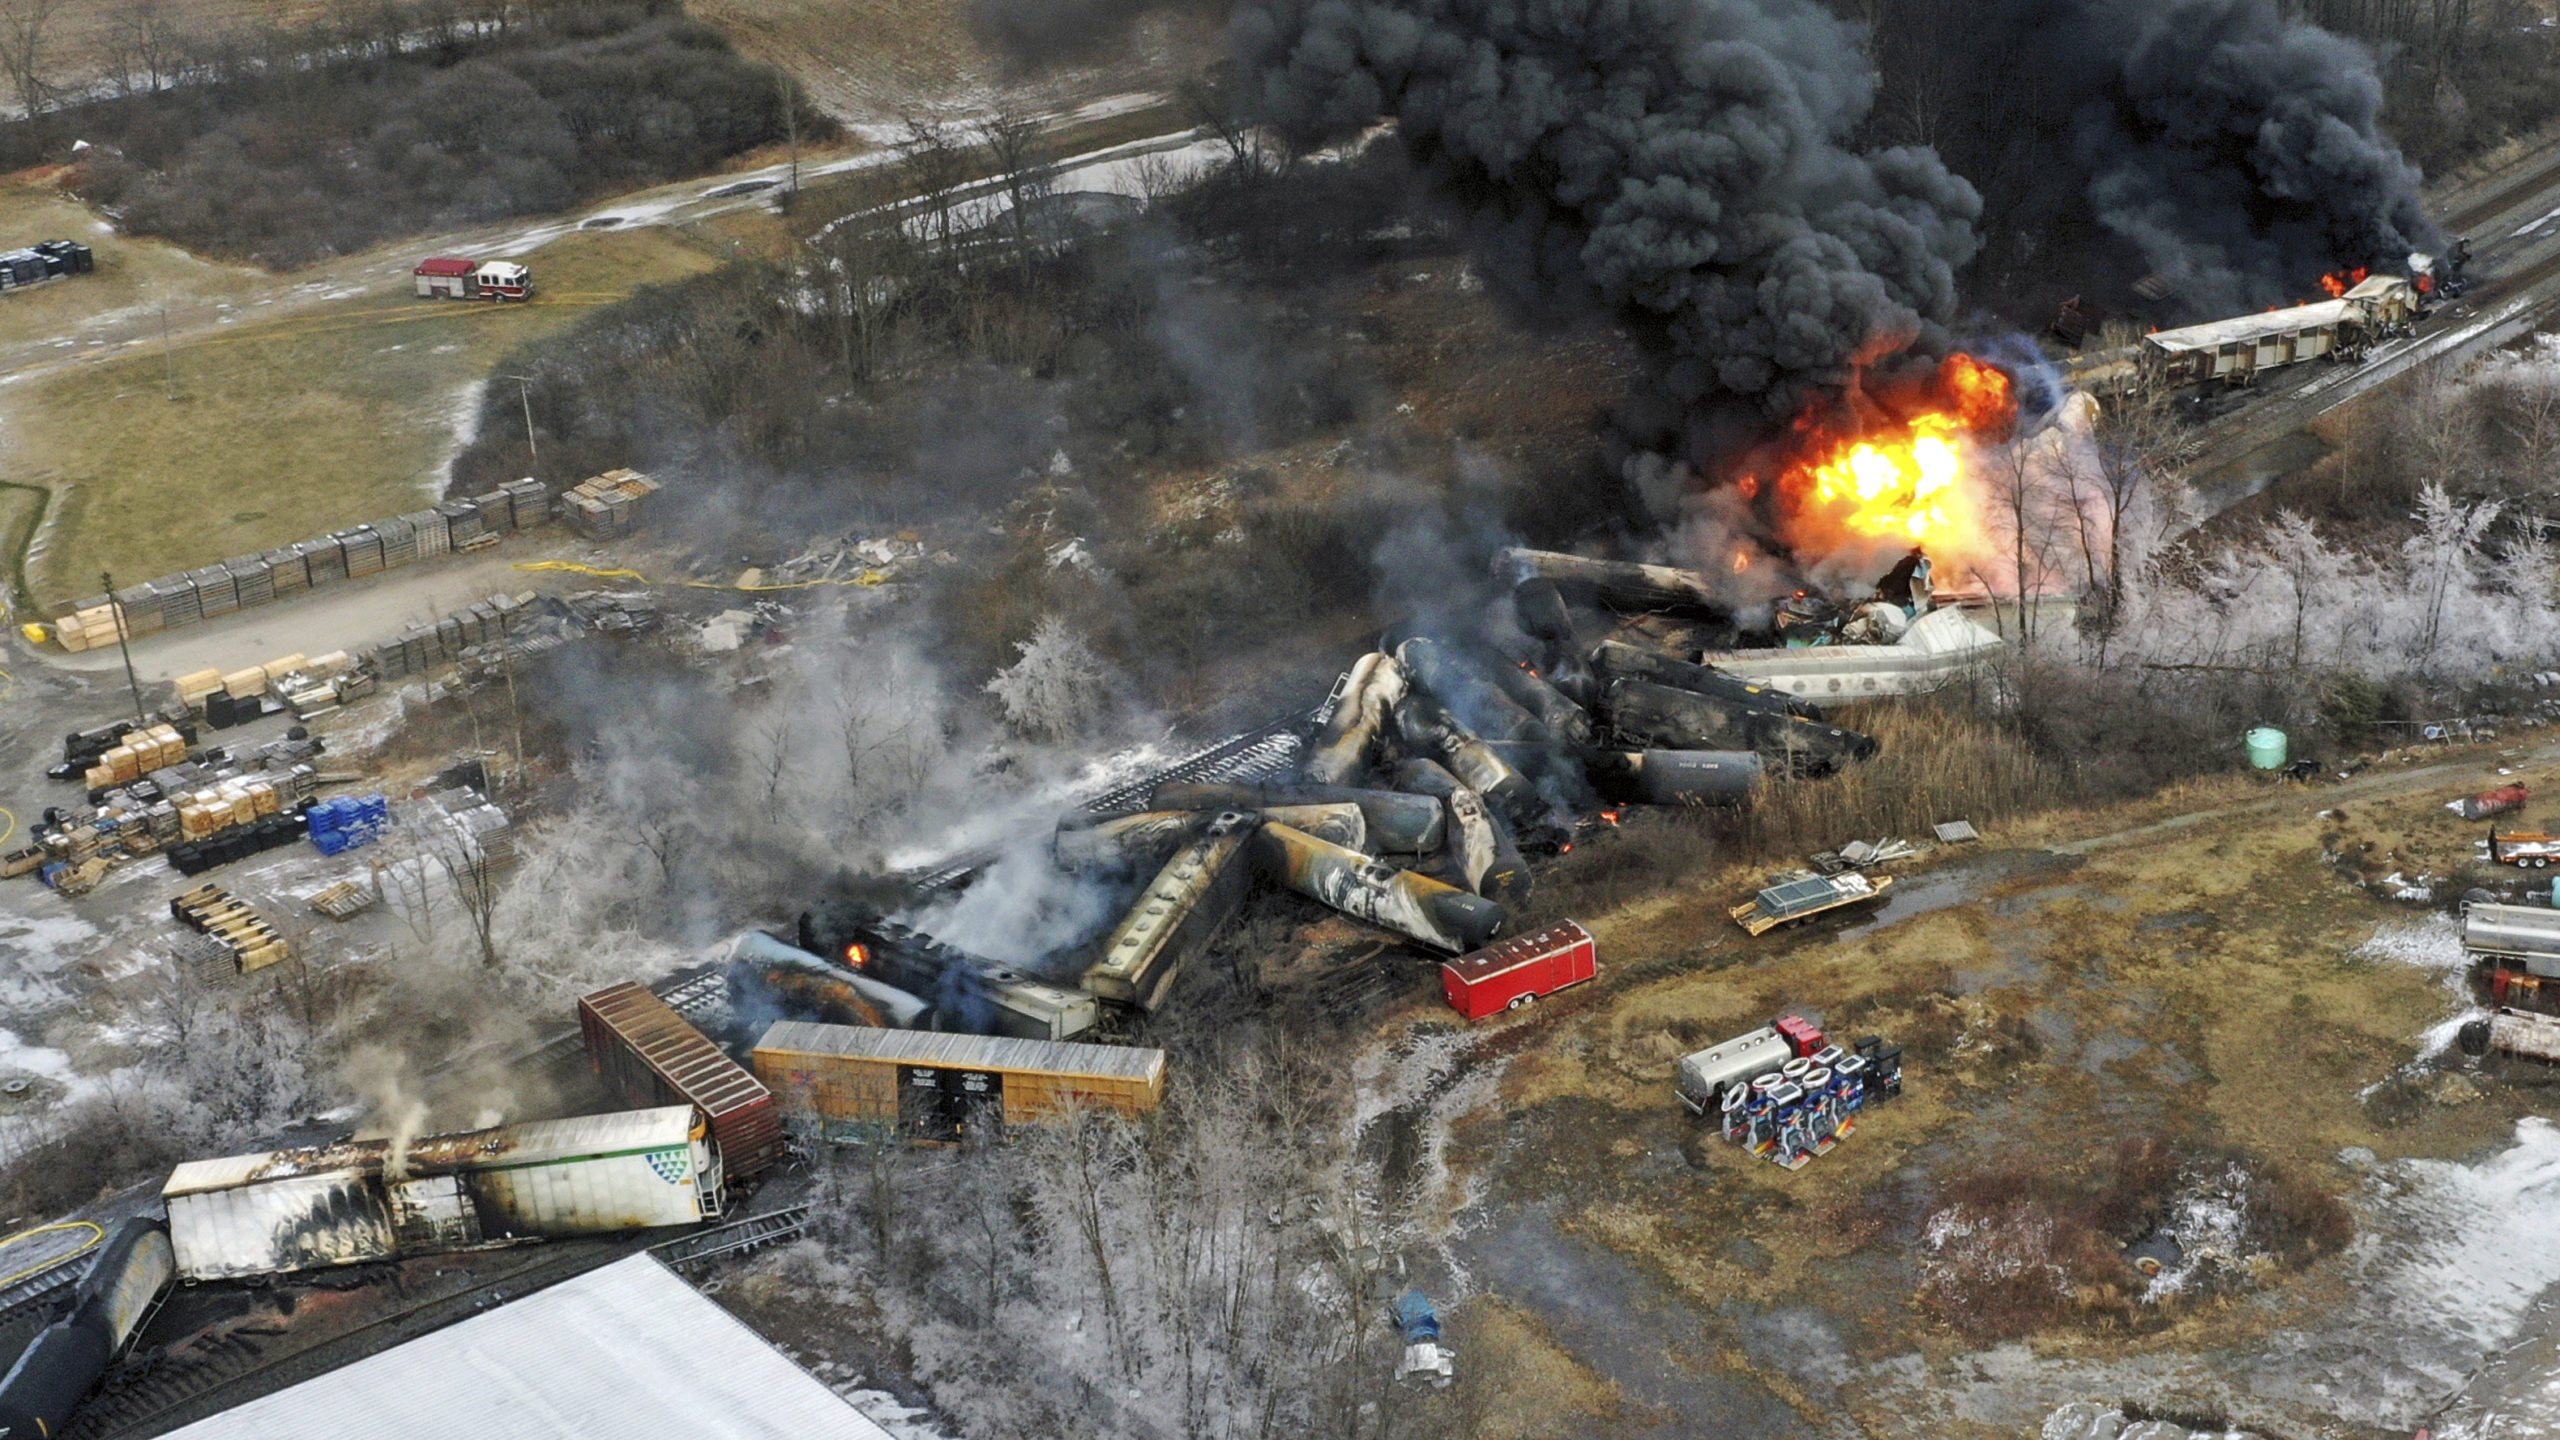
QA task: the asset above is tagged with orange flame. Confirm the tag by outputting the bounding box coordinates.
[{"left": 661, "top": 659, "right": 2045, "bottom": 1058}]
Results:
[
  {"left": 2318, "top": 265, "right": 2370, "bottom": 299},
  {"left": 844, "top": 942, "right": 869, "bottom": 970},
  {"left": 1775, "top": 353, "right": 2017, "bottom": 551}
]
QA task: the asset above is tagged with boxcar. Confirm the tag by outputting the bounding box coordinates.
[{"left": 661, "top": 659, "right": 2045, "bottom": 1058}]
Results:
[
  {"left": 753, "top": 1021, "right": 1165, "bottom": 1142},
  {"left": 579, "top": 982, "right": 786, "bottom": 1177}
]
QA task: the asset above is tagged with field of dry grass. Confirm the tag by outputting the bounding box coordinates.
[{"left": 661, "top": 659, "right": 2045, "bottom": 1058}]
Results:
[
  {"left": 11, "top": 221, "right": 719, "bottom": 605},
  {"left": 689, "top": 0, "right": 1219, "bottom": 120},
  {"left": 1452, "top": 735, "right": 2557, "bottom": 1433}
]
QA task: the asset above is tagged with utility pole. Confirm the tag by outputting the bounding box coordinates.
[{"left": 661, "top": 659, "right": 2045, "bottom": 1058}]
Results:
[
  {"left": 502, "top": 373, "right": 537, "bottom": 463},
  {"left": 100, "top": 569, "right": 146, "bottom": 726},
  {"left": 779, "top": 72, "right": 800, "bottom": 212}
]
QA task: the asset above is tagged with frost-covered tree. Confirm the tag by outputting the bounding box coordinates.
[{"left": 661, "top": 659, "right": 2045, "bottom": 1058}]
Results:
[{"left": 986, "top": 616, "right": 1112, "bottom": 742}]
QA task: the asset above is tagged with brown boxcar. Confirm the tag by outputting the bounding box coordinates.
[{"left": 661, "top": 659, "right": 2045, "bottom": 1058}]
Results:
[
  {"left": 577, "top": 982, "right": 785, "bottom": 1177},
  {"left": 752, "top": 1021, "right": 1165, "bottom": 1142}
]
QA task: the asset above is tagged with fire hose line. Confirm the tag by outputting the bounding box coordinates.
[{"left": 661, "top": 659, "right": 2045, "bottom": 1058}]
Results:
[
  {"left": 0, "top": 805, "right": 14, "bottom": 849},
  {"left": 0, "top": 1220, "right": 103, "bottom": 1290},
  {"left": 511, "top": 560, "right": 889, "bottom": 590}
]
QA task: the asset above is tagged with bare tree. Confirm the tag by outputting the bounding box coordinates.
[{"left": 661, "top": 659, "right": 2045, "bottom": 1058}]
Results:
[
  {"left": 810, "top": 213, "right": 912, "bottom": 382},
  {"left": 897, "top": 117, "right": 971, "bottom": 266},
  {"left": 976, "top": 105, "right": 1054, "bottom": 280},
  {"left": 0, "top": 0, "right": 56, "bottom": 118},
  {"left": 106, "top": 0, "right": 180, "bottom": 94},
  {"left": 1180, "top": 72, "right": 1276, "bottom": 186}
]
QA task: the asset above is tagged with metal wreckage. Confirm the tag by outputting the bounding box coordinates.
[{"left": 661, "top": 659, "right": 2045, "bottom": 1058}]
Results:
[{"left": 779, "top": 544, "right": 2008, "bottom": 1029}]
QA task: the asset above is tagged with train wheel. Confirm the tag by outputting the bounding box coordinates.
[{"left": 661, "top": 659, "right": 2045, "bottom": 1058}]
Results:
[{"left": 1507, "top": 992, "right": 1536, "bottom": 1011}]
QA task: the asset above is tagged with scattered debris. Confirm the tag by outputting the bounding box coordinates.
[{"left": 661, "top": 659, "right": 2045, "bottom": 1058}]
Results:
[
  {"left": 1731, "top": 872, "right": 1892, "bottom": 935},
  {"left": 1933, "top": 819, "right": 1980, "bottom": 844},
  {"left": 2449, "top": 783, "right": 2530, "bottom": 820},
  {"left": 2460, "top": 1007, "right": 2560, "bottom": 1064},
  {"left": 1813, "top": 836, "right": 1920, "bottom": 872},
  {"left": 1391, "top": 1291, "right": 1455, "bottom": 1386}
]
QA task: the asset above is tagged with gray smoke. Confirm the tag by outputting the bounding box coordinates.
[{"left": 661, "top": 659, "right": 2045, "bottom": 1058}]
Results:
[
  {"left": 1229, "top": 0, "right": 1984, "bottom": 428},
  {"left": 2046, "top": 0, "right": 2439, "bottom": 314}
]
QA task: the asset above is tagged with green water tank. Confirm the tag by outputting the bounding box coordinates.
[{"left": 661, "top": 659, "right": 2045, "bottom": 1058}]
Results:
[{"left": 2245, "top": 727, "right": 2288, "bottom": 770}]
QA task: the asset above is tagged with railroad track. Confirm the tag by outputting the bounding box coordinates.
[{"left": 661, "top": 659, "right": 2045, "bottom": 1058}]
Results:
[
  {"left": 648, "top": 1203, "right": 813, "bottom": 1271},
  {"left": 74, "top": 1240, "right": 637, "bottom": 1439},
  {"left": 904, "top": 708, "right": 1320, "bottom": 894}
]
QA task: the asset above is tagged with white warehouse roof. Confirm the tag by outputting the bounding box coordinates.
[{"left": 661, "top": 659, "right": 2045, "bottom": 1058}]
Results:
[{"left": 161, "top": 1254, "right": 895, "bottom": 1440}]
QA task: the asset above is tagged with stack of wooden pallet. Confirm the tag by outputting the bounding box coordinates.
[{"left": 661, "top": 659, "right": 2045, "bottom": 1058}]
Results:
[
  {"left": 307, "top": 878, "right": 378, "bottom": 920},
  {"left": 171, "top": 884, "right": 290, "bottom": 973},
  {"left": 564, "top": 468, "right": 660, "bottom": 538}
]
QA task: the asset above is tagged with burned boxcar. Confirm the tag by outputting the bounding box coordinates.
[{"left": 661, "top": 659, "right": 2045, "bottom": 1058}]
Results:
[{"left": 161, "top": 1106, "right": 722, "bottom": 1282}]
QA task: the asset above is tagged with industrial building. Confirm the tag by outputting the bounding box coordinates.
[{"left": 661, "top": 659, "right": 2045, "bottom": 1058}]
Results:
[{"left": 159, "top": 1254, "right": 894, "bottom": 1440}]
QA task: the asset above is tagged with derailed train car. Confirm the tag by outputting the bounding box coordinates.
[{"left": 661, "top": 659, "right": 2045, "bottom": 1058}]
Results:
[
  {"left": 0, "top": 1218, "right": 173, "bottom": 1439},
  {"left": 2139, "top": 273, "right": 2420, "bottom": 390},
  {"left": 161, "top": 1106, "right": 722, "bottom": 1282}
]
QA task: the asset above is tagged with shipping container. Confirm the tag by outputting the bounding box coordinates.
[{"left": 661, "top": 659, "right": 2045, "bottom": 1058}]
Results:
[
  {"left": 1440, "top": 920, "right": 1596, "bottom": 1020},
  {"left": 163, "top": 1106, "right": 722, "bottom": 1281},
  {"left": 754, "top": 1021, "right": 1165, "bottom": 1141},
  {"left": 579, "top": 982, "right": 785, "bottom": 1177}
]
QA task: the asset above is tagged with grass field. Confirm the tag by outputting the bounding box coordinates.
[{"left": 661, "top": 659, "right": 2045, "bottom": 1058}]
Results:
[
  {"left": 1459, "top": 742, "right": 2553, "bottom": 1433},
  {"left": 690, "top": 0, "right": 1217, "bottom": 120},
  {"left": 14, "top": 222, "right": 720, "bottom": 607},
  {"left": 0, "top": 171, "right": 268, "bottom": 361}
]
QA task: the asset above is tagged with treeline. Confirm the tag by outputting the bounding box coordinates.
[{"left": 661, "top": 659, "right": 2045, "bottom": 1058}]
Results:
[{"left": 2, "top": 1, "right": 827, "bottom": 266}]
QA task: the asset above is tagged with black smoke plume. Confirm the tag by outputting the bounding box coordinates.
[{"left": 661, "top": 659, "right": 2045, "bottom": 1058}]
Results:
[
  {"left": 1230, "top": 0, "right": 1984, "bottom": 442},
  {"left": 1997, "top": 0, "right": 2439, "bottom": 315}
]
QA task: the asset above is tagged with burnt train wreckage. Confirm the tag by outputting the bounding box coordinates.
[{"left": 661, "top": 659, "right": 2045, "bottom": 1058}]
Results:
[{"left": 774, "top": 544, "right": 1981, "bottom": 1029}]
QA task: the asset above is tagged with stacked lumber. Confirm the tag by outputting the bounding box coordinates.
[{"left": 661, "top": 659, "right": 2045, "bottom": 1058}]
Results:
[
  {"left": 81, "top": 723, "right": 189, "bottom": 790},
  {"left": 172, "top": 884, "right": 291, "bottom": 973}
]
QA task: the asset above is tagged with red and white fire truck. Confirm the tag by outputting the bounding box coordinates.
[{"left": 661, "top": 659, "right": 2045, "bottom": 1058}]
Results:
[{"left": 413, "top": 257, "right": 533, "bottom": 302}]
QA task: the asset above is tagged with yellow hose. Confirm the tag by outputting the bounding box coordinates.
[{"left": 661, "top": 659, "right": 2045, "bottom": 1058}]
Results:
[
  {"left": 511, "top": 560, "right": 888, "bottom": 590},
  {"left": 0, "top": 1220, "right": 103, "bottom": 1290}
]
